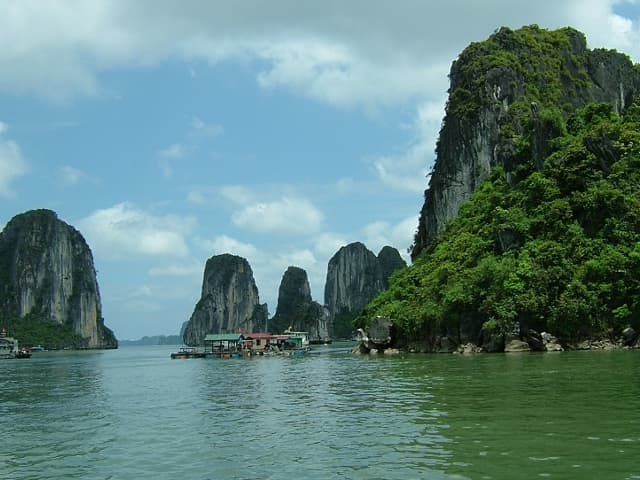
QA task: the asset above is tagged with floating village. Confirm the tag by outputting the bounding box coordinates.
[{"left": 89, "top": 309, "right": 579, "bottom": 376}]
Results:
[{"left": 170, "top": 329, "right": 314, "bottom": 359}]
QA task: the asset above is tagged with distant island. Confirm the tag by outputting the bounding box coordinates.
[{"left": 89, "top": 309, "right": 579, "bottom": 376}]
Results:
[{"left": 119, "top": 335, "right": 182, "bottom": 346}]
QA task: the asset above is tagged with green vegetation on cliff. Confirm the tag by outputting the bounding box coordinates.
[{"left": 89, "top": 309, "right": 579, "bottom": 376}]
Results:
[
  {"left": 360, "top": 99, "right": 640, "bottom": 345},
  {"left": 412, "top": 25, "right": 640, "bottom": 260},
  {"left": 1, "top": 312, "right": 86, "bottom": 349}
]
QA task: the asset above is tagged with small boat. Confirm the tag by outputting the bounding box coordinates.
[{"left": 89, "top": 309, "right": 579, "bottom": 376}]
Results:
[
  {"left": 170, "top": 347, "right": 205, "bottom": 359},
  {"left": 15, "top": 349, "right": 32, "bottom": 359}
]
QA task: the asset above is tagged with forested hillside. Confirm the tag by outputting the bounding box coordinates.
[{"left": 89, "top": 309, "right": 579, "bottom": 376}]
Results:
[{"left": 359, "top": 27, "right": 640, "bottom": 351}]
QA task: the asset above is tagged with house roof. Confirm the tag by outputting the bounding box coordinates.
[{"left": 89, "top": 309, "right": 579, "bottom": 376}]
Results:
[
  {"left": 204, "top": 333, "right": 243, "bottom": 342},
  {"left": 243, "top": 333, "right": 273, "bottom": 339}
]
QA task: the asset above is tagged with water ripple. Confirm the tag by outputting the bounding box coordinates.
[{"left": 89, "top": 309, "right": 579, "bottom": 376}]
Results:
[{"left": 1, "top": 346, "right": 639, "bottom": 479}]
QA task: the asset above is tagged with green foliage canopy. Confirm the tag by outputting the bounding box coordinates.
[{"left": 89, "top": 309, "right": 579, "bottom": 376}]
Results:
[{"left": 360, "top": 99, "right": 640, "bottom": 344}]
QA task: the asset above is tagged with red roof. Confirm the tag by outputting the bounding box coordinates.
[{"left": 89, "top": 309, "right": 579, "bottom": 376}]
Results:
[{"left": 243, "top": 333, "right": 273, "bottom": 339}]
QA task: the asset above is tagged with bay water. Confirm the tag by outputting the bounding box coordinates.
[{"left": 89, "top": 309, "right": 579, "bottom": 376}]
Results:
[{"left": 1, "top": 344, "right": 638, "bottom": 479}]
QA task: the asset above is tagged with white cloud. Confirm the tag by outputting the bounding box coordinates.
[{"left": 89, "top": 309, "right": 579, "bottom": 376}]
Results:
[
  {"left": 0, "top": 123, "right": 29, "bottom": 198},
  {"left": 372, "top": 98, "right": 445, "bottom": 193},
  {"left": 3, "top": 1, "right": 638, "bottom": 106},
  {"left": 312, "top": 232, "right": 349, "bottom": 258},
  {"left": 196, "top": 234, "right": 259, "bottom": 259},
  {"left": 231, "top": 196, "right": 324, "bottom": 235},
  {"left": 190, "top": 116, "right": 223, "bottom": 137},
  {"left": 59, "top": 165, "right": 88, "bottom": 186},
  {"left": 361, "top": 215, "right": 418, "bottom": 262},
  {"left": 159, "top": 143, "right": 185, "bottom": 159},
  {"left": 112, "top": 285, "right": 164, "bottom": 313},
  {"left": 158, "top": 143, "right": 186, "bottom": 178},
  {"left": 219, "top": 185, "right": 255, "bottom": 205},
  {"left": 186, "top": 190, "right": 207, "bottom": 205},
  {"left": 148, "top": 262, "right": 203, "bottom": 277},
  {"left": 77, "top": 202, "right": 196, "bottom": 260}
]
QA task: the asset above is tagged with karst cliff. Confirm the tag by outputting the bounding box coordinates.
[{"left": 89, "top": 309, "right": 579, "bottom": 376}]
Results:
[
  {"left": 325, "top": 242, "right": 406, "bottom": 338},
  {"left": 412, "top": 25, "right": 640, "bottom": 259},
  {"left": 269, "top": 266, "right": 329, "bottom": 341},
  {"left": 361, "top": 25, "right": 640, "bottom": 353},
  {"left": 183, "top": 254, "right": 268, "bottom": 346},
  {"left": 0, "top": 209, "right": 116, "bottom": 349}
]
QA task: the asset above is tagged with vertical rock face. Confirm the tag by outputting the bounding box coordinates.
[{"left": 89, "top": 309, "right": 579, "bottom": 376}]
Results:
[
  {"left": 0, "top": 209, "right": 116, "bottom": 348},
  {"left": 324, "top": 242, "right": 406, "bottom": 336},
  {"left": 269, "top": 266, "right": 329, "bottom": 340},
  {"left": 411, "top": 26, "right": 640, "bottom": 259},
  {"left": 183, "top": 254, "right": 267, "bottom": 346},
  {"left": 377, "top": 246, "right": 407, "bottom": 289}
]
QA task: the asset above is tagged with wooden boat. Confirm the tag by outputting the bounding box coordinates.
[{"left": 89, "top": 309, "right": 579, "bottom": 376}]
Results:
[
  {"left": 15, "top": 349, "right": 32, "bottom": 359},
  {"left": 170, "top": 347, "right": 205, "bottom": 359}
]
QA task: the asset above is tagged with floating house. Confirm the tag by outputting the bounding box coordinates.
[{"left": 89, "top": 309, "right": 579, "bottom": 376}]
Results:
[
  {"left": 203, "top": 333, "right": 244, "bottom": 358},
  {"left": 0, "top": 335, "right": 19, "bottom": 359},
  {"left": 242, "top": 332, "right": 273, "bottom": 353}
]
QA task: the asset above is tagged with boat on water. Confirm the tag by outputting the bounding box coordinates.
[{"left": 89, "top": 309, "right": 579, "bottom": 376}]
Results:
[
  {"left": 0, "top": 333, "right": 31, "bottom": 359},
  {"left": 15, "top": 348, "right": 32, "bottom": 359},
  {"left": 170, "top": 347, "right": 206, "bottom": 359}
]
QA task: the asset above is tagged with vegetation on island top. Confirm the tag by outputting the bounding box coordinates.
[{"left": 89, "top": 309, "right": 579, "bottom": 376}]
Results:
[{"left": 358, "top": 98, "right": 640, "bottom": 344}]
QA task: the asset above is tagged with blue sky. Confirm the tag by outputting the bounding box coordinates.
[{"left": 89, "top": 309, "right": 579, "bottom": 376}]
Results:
[{"left": 1, "top": 1, "right": 639, "bottom": 340}]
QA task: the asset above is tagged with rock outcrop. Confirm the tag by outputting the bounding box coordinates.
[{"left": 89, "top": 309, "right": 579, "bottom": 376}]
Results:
[
  {"left": 377, "top": 246, "right": 407, "bottom": 288},
  {"left": 183, "top": 254, "right": 267, "bottom": 346},
  {"left": 324, "top": 242, "right": 406, "bottom": 337},
  {"left": 412, "top": 25, "right": 640, "bottom": 259},
  {"left": 269, "top": 266, "right": 329, "bottom": 341},
  {"left": 0, "top": 209, "right": 116, "bottom": 348}
]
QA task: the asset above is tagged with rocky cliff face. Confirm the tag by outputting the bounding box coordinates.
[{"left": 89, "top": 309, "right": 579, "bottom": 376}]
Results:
[
  {"left": 324, "top": 242, "right": 406, "bottom": 336},
  {"left": 377, "top": 246, "right": 407, "bottom": 289},
  {"left": 412, "top": 26, "right": 640, "bottom": 259},
  {"left": 183, "top": 254, "right": 267, "bottom": 345},
  {"left": 0, "top": 209, "right": 116, "bottom": 348},
  {"left": 269, "top": 266, "right": 329, "bottom": 340}
]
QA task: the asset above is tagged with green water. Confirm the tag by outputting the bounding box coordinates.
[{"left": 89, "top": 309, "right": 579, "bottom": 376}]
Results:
[{"left": 0, "top": 345, "right": 638, "bottom": 479}]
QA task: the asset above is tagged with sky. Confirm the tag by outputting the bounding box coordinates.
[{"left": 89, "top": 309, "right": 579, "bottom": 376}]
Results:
[{"left": 1, "top": 1, "right": 640, "bottom": 340}]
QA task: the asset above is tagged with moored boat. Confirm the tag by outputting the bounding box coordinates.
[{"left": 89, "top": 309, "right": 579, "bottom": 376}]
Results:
[
  {"left": 170, "top": 347, "right": 205, "bottom": 359},
  {"left": 15, "top": 348, "right": 32, "bottom": 359},
  {"left": 0, "top": 333, "right": 31, "bottom": 359}
]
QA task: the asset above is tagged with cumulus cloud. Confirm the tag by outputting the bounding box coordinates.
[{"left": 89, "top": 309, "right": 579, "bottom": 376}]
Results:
[
  {"left": 159, "top": 143, "right": 185, "bottom": 159},
  {"left": 0, "top": 122, "right": 29, "bottom": 197},
  {"left": 158, "top": 143, "right": 186, "bottom": 178},
  {"left": 231, "top": 196, "right": 324, "bottom": 235},
  {"left": 186, "top": 190, "right": 207, "bottom": 205},
  {"left": 361, "top": 216, "right": 418, "bottom": 261},
  {"left": 3, "top": 1, "right": 638, "bottom": 105},
  {"left": 148, "top": 262, "right": 203, "bottom": 277},
  {"left": 77, "top": 202, "right": 196, "bottom": 260},
  {"left": 312, "top": 232, "right": 350, "bottom": 258},
  {"left": 219, "top": 185, "right": 255, "bottom": 205},
  {"left": 59, "top": 165, "right": 89, "bottom": 186},
  {"left": 371, "top": 98, "right": 445, "bottom": 193},
  {"left": 196, "top": 234, "right": 259, "bottom": 259},
  {"left": 190, "top": 116, "right": 223, "bottom": 137}
]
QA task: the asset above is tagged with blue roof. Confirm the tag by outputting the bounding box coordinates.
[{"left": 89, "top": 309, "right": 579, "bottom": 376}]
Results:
[{"left": 203, "top": 334, "right": 243, "bottom": 342}]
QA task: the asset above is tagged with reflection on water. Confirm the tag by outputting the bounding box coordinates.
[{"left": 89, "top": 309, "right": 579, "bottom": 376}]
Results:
[{"left": 0, "top": 346, "right": 638, "bottom": 479}]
